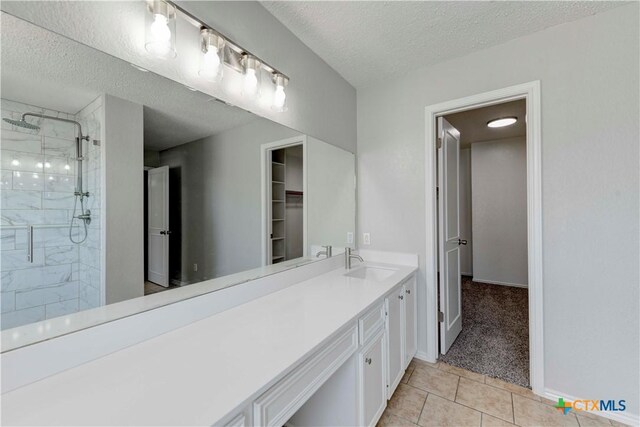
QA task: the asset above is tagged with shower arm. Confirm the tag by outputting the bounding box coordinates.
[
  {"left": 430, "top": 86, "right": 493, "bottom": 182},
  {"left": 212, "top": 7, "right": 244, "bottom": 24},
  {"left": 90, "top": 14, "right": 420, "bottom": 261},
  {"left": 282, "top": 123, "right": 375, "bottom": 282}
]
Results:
[
  {"left": 21, "top": 113, "right": 88, "bottom": 141},
  {"left": 22, "top": 113, "right": 89, "bottom": 196}
]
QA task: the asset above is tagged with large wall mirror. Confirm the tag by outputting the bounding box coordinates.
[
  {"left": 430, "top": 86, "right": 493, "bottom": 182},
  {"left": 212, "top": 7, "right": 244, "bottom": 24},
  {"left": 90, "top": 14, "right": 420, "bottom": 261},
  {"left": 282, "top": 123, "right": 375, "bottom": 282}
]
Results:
[{"left": 0, "top": 11, "right": 356, "bottom": 350}]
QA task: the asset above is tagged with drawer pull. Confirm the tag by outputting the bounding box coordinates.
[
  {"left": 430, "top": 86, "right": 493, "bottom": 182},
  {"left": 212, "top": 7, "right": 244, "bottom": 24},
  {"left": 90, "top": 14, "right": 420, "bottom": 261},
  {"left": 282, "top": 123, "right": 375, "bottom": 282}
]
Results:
[
  {"left": 406, "top": 289, "right": 411, "bottom": 294},
  {"left": 398, "top": 295, "right": 404, "bottom": 300},
  {"left": 365, "top": 357, "right": 372, "bottom": 365}
]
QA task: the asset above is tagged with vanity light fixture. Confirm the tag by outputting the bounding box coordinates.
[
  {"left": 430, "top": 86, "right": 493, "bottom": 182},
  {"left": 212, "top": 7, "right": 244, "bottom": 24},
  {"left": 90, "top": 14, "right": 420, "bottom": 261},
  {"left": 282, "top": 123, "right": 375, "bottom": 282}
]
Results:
[
  {"left": 143, "top": 0, "right": 291, "bottom": 111},
  {"left": 272, "top": 73, "right": 289, "bottom": 112},
  {"left": 487, "top": 116, "right": 518, "bottom": 128},
  {"left": 242, "top": 54, "right": 261, "bottom": 98},
  {"left": 145, "top": 0, "right": 177, "bottom": 58},
  {"left": 198, "top": 28, "right": 224, "bottom": 82}
]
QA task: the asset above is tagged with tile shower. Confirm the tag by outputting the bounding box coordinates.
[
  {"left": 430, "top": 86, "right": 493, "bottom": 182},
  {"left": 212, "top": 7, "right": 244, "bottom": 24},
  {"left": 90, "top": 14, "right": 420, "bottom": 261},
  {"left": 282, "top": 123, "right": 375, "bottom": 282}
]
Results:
[{"left": 1, "top": 97, "right": 103, "bottom": 329}]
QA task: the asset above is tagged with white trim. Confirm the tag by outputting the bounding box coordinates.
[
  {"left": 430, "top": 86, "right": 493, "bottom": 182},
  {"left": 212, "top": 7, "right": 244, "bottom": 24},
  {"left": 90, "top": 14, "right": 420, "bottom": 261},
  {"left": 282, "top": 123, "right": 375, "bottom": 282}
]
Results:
[
  {"left": 471, "top": 278, "right": 528, "bottom": 288},
  {"left": 260, "top": 136, "right": 308, "bottom": 266},
  {"left": 543, "top": 387, "right": 639, "bottom": 426},
  {"left": 424, "top": 81, "right": 544, "bottom": 393}
]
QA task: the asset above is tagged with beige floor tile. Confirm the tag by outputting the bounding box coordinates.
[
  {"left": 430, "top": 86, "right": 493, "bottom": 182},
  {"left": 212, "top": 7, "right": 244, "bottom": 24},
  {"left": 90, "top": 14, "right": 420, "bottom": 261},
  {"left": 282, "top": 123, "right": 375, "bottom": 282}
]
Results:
[
  {"left": 439, "top": 363, "right": 486, "bottom": 383},
  {"left": 513, "top": 394, "right": 579, "bottom": 426},
  {"left": 410, "top": 358, "right": 440, "bottom": 370},
  {"left": 484, "top": 376, "right": 541, "bottom": 401},
  {"left": 401, "top": 367, "right": 415, "bottom": 384},
  {"left": 418, "top": 394, "right": 481, "bottom": 427},
  {"left": 455, "top": 377, "right": 514, "bottom": 423},
  {"left": 576, "top": 413, "right": 612, "bottom": 426},
  {"left": 386, "top": 383, "right": 428, "bottom": 423},
  {"left": 377, "top": 411, "right": 418, "bottom": 427},
  {"left": 610, "top": 419, "right": 632, "bottom": 427},
  {"left": 481, "top": 413, "right": 516, "bottom": 426},
  {"left": 408, "top": 365, "right": 460, "bottom": 401}
]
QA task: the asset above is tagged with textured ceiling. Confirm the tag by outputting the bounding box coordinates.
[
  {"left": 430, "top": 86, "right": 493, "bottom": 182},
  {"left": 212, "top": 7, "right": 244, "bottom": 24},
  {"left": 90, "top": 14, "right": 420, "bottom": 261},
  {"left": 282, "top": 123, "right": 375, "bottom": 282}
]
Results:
[
  {"left": 261, "top": 1, "right": 624, "bottom": 89},
  {"left": 445, "top": 100, "right": 526, "bottom": 148},
  {"left": 1, "top": 12, "right": 260, "bottom": 151}
]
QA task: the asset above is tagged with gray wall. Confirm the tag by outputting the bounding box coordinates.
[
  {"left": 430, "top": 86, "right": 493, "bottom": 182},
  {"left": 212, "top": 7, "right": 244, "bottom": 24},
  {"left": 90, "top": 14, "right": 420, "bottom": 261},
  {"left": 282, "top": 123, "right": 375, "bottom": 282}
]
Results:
[
  {"left": 104, "top": 94, "right": 144, "bottom": 304},
  {"left": 158, "top": 119, "right": 299, "bottom": 284},
  {"left": 459, "top": 148, "right": 472, "bottom": 276},
  {"left": 357, "top": 4, "right": 639, "bottom": 414},
  {"left": 471, "top": 138, "right": 527, "bottom": 287},
  {"left": 1, "top": 1, "right": 357, "bottom": 153}
]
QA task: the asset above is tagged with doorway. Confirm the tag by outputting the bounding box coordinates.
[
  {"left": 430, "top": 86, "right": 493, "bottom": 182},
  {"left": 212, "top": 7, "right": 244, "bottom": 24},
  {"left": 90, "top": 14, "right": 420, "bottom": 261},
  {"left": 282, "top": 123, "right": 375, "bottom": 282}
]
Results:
[
  {"left": 424, "top": 82, "right": 543, "bottom": 393},
  {"left": 261, "top": 137, "right": 307, "bottom": 266},
  {"left": 437, "top": 100, "right": 530, "bottom": 387}
]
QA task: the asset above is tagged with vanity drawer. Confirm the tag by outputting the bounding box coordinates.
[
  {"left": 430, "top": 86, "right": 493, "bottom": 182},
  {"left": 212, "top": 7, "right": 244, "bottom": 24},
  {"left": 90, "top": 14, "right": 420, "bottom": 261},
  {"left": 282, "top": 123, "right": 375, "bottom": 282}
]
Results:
[
  {"left": 359, "top": 302, "right": 385, "bottom": 345},
  {"left": 253, "top": 324, "right": 358, "bottom": 426}
]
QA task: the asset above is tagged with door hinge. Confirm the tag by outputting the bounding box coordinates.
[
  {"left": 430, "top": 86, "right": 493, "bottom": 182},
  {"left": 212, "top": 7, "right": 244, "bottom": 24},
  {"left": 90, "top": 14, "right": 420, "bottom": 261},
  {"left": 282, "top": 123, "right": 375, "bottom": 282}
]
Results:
[
  {"left": 438, "top": 311, "right": 444, "bottom": 322},
  {"left": 436, "top": 186, "right": 439, "bottom": 198},
  {"left": 437, "top": 137, "right": 442, "bottom": 150}
]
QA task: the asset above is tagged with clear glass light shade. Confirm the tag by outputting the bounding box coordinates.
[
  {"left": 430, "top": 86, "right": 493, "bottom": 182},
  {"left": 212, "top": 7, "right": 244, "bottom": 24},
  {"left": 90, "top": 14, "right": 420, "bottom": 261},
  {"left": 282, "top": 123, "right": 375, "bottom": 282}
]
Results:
[
  {"left": 198, "top": 29, "right": 224, "bottom": 82},
  {"left": 271, "top": 73, "right": 289, "bottom": 112},
  {"left": 145, "top": 0, "right": 176, "bottom": 58},
  {"left": 242, "top": 55, "right": 261, "bottom": 99}
]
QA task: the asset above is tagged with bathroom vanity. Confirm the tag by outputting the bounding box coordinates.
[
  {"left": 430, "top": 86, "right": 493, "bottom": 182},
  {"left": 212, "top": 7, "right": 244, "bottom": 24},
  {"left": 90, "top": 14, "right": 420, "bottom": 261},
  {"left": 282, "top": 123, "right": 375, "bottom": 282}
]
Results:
[{"left": 1, "top": 260, "right": 417, "bottom": 426}]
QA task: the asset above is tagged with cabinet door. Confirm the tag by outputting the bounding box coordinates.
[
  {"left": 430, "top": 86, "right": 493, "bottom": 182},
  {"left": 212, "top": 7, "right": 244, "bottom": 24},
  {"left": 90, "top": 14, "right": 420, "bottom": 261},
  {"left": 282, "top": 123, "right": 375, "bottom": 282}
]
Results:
[
  {"left": 404, "top": 277, "right": 417, "bottom": 367},
  {"left": 360, "top": 330, "right": 386, "bottom": 427},
  {"left": 386, "top": 290, "right": 405, "bottom": 399}
]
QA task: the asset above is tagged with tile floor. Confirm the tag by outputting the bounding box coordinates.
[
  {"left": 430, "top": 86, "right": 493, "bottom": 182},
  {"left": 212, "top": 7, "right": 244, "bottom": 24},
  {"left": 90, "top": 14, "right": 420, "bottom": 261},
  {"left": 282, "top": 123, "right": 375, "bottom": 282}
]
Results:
[{"left": 378, "top": 359, "right": 626, "bottom": 427}]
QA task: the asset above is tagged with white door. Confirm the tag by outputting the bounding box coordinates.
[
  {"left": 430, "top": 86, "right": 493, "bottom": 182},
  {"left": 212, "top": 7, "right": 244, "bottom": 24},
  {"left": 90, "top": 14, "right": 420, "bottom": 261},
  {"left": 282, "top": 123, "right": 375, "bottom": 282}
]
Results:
[
  {"left": 386, "top": 291, "right": 405, "bottom": 398},
  {"left": 359, "top": 329, "right": 386, "bottom": 426},
  {"left": 147, "top": 166, "right": 169, "bottom": 287},
  {"left": 438, "top": 117, "right": 463, "bottom": 354},
  {"left": 404, "top": 277, "right": 417, "bottom": 367}
]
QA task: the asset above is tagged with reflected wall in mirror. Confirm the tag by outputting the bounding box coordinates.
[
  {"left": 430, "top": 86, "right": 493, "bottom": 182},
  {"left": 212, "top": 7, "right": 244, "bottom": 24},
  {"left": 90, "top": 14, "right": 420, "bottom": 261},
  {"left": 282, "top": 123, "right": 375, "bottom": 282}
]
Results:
[{"left": 0, "top": 12, "right": 355, "bottom": 349}]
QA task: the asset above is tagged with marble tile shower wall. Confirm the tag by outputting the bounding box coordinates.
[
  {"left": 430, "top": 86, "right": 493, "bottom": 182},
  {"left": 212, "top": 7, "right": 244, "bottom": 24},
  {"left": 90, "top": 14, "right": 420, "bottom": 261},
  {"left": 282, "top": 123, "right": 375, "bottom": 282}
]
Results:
[
  {"left": 76, "top": 97, "right": 102, "bottom": 312},
  {"left": 0, "top": 97, "right": 104, "bottom": 329}
]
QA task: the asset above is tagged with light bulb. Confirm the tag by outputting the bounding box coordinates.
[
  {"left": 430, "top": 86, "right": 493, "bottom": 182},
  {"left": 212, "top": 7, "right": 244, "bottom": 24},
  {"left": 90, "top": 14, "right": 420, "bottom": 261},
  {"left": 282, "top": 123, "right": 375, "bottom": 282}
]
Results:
[
  {"left": 64, "top": 164, "right": 71, "bottom": 170},
  {"left": 146, "top": 12, "right": 173, "bottom": 56},
  {"left": 244, "top": 68, "right": 258, "bottom": 96},
  {"left": 199, "top": 45, "right": 221, "bottom": 80},
  {"left": 36, "top": 162, "right": 43, "bottom": 169},
  {"left": 44, "top": 162, "right": 51, "bottom": 169},
  {"left": 274, "top": 84, "right": 286, "bottom": 109},
  {"left": 11, "top": 159, "right": 19, "bottom": 166},
  {"left": 151, "top": 14, "right": 171, "bottom": 42}
]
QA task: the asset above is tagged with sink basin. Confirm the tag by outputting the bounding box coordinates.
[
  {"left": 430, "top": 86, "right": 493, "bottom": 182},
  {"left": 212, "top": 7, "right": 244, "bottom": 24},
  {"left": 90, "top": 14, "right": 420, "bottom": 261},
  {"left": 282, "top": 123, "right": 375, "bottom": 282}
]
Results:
[{"left": 345, "top": 266, "right": 397, "bottom": 282}]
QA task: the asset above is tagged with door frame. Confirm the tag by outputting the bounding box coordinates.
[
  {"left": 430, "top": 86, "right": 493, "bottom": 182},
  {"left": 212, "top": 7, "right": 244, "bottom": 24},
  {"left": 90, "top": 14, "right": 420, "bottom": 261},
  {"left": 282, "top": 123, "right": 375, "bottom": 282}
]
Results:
[
  {"left": 260, "top": 136, "right": 308, "bottom": 266},
  {"left": 424, "top": 81, "right": 544, "bottom": 393}
]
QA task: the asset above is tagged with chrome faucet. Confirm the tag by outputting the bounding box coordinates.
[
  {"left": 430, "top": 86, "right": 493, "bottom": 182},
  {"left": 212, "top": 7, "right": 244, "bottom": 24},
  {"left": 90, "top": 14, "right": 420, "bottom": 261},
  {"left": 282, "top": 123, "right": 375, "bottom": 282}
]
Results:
[
  {"left": 316, "top": 245, "right": 332, "bottom": 258},
  {"left": 345, "top": 247, "right": 364, "bottom": 269}
]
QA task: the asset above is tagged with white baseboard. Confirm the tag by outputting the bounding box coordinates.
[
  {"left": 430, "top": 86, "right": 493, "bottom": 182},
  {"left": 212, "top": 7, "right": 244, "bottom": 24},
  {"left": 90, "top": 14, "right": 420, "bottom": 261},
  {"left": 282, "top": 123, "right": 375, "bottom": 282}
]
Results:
[
  {"left": 461, "top": 272, "right": 473, "bottom": 276},
  {"left": 472, "top": 277, "right": 528, "bottom": 288},
  {"left": 414, "top": 350, "right": 437, "bottom": 364},
  {"left": 543, "top": 387, "right": 639, "bottom": 426}
]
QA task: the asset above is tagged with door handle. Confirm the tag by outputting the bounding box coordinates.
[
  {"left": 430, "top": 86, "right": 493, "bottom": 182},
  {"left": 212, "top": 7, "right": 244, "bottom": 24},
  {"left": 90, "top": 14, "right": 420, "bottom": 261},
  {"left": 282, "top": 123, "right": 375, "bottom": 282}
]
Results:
[
  {"left": 458, "top": 239, "right": 468, "bottom": 246},
  {"left": 160, "top": 230, "right": 171, "bottom": 235},
  {"left": 160, "top": 230, "right": 166, "bottom": 235}
]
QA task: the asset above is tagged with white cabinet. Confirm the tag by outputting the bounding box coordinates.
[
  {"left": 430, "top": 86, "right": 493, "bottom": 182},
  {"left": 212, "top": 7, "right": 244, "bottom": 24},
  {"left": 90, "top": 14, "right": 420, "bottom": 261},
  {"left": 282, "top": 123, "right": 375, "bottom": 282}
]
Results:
[
  {"left": 403, "top": 276, "right": 417, "bottom": 367},
  {"left": 359, "top": 329, "right": 386, "bottom": 427},
  {"left": 386, "top": 287, "right": 405, "bottom": 399}
]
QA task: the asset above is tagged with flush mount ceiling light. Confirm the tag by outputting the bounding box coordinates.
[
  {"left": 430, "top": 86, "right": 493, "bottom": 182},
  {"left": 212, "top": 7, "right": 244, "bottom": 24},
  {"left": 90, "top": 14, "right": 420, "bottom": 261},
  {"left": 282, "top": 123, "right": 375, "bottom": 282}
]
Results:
[{"left": 487, "top": 116, "right": 518, "bottom": 128}]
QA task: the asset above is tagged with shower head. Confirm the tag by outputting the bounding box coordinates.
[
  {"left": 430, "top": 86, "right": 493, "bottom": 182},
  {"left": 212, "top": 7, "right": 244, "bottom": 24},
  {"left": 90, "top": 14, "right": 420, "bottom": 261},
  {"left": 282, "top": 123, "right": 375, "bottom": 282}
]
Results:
[{"left": 3, "top": 117, "right": 40, "bottom": 131}]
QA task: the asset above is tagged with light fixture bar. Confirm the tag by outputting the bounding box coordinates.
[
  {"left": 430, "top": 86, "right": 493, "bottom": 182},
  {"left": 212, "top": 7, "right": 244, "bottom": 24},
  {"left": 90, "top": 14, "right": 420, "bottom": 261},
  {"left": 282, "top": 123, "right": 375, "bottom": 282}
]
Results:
[{"left": 165, "top": 0, "right": 289, "bottom": 81}]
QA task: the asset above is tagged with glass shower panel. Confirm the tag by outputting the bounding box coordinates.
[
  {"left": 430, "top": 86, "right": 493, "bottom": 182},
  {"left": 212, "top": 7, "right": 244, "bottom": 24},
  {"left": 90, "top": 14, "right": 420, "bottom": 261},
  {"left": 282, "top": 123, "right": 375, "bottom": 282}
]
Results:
[{"left": 1, "top": 97, "right": 103, "bottom": 330}]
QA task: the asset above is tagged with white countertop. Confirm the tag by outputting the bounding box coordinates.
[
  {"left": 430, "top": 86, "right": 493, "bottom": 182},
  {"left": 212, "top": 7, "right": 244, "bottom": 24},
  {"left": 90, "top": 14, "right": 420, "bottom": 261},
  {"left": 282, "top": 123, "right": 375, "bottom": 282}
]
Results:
[
  {"left": 1, "top": 256, "right": 318, "bottom": 352},
  {"left": 1, "top": 262, "right": 417, "bottom": 426}
]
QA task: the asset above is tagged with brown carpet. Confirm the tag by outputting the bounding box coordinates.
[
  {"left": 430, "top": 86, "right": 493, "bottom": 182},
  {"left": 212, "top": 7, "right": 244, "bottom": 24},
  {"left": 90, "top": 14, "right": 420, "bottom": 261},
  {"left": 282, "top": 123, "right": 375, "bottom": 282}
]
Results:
[{"left": 439, "top": 277, "right": 530, "bottom": 388}]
